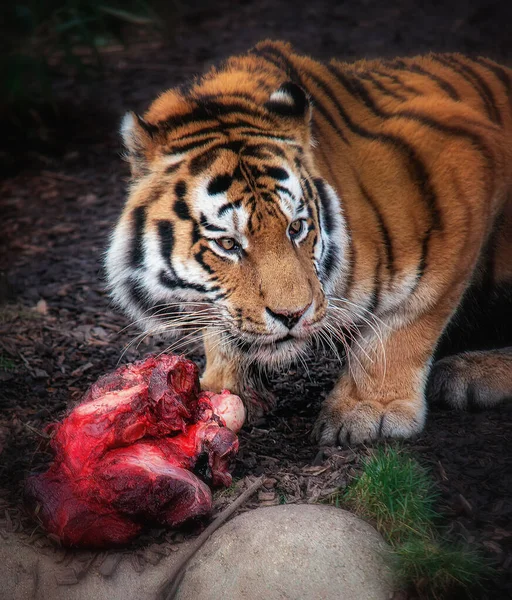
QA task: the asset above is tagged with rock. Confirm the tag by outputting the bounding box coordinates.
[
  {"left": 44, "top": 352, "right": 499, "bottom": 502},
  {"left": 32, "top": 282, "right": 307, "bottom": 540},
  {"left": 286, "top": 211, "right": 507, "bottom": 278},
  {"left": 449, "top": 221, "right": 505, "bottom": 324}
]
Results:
[
  {"left": 0, "top": 506, "right": 393, "bottom": 600},
  {"left": 175, "top": 504, "right": 394, "bottom": 600},
  {"left": 0, "top": 532, "right": 194, "bottom": 600}
]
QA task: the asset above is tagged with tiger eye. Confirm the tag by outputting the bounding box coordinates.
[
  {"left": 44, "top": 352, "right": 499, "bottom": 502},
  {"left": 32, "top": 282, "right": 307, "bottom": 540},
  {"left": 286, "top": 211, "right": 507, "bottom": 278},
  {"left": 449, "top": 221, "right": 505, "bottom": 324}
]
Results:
[
  {"left": 289, "top": 220, "right": 303, "bottom": 236},
  {"left": 218, "top": 237, "right": 236, "bottom": 251}
]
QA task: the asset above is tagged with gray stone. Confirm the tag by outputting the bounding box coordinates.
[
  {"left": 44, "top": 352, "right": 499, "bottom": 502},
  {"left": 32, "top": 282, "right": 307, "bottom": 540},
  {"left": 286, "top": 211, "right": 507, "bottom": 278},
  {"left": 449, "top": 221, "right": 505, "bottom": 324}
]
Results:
[
  {"left": 175, "top": 504, "right": 394, "bottom": 600},
  {"left": 0, "top": 532, "right": 193, "bottom": 600},
  {"left": 0, "top": 505, "right": 394, "bottom": 600}
]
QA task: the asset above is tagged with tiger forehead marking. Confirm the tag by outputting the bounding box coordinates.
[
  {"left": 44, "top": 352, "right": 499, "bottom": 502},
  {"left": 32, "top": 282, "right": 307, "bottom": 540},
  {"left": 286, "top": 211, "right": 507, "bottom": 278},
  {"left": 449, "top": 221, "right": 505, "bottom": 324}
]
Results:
[{"left": 167, "top": 139, "right": 313, "bottom": 244}]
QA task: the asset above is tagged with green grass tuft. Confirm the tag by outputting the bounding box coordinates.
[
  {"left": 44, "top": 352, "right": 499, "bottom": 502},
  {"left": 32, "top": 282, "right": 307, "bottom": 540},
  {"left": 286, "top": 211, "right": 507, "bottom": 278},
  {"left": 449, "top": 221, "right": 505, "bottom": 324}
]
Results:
[
  {"left": 393, "top": 538, "right": 489, "bottom": 598},
  {"left": 344, "top": 446, "right": 438, "bottom": 544},
  {"left": 340, "top": 446, "right": 489, "bottom": 599}
]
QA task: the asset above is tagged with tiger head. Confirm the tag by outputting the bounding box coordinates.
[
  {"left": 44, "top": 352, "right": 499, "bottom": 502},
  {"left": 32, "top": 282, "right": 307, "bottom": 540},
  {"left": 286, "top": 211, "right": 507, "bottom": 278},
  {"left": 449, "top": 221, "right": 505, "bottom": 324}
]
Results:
[{"left": 106, "top": 80, "right": 348, "bottom": 368}]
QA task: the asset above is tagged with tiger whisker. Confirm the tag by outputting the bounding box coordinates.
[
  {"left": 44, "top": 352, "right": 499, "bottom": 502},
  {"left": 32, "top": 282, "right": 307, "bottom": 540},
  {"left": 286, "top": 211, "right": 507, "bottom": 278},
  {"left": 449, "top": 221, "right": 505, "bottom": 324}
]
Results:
[
  {"left": 119, "top": 307, "right": 220, "bottom": 333},
  {"left": 327, "top": 295, "right": 391, "bottom": 330},
  {"left": 321, "top": 320, "right": 372, "bottom": 383},
  {"left": 326, "top": 301, "right": 387, "bottom": 388}
]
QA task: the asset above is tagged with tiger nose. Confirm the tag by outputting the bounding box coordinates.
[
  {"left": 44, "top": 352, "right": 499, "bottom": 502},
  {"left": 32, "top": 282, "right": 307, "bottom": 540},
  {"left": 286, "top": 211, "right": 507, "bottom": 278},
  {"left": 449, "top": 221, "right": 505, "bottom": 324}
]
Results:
[{"left": 266, "top": 304, "right": 311, "bottom": 330}]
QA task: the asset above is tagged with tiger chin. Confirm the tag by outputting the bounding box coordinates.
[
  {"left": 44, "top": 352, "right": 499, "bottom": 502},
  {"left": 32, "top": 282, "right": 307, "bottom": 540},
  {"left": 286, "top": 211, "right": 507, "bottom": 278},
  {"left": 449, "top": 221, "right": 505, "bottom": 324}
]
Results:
[{"left": 105, "top": 40, "right": 512, "bottom": 446}]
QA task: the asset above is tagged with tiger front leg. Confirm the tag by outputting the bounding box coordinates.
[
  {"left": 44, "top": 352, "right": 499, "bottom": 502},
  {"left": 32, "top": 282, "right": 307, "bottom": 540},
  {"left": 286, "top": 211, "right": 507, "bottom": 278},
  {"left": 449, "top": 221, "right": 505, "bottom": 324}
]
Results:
[
  {"left": 200, "top": 330, "right": 275, "bottom": 422},
  {"left": 312, "top": 309, "right": 447, "bottom": 445}
]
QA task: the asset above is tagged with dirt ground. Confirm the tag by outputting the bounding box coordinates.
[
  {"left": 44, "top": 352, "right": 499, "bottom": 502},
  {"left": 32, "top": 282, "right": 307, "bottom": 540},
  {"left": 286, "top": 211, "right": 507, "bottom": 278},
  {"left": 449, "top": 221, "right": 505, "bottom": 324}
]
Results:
[{"left": 1, "top": 1, "right": 511, "bottom": 598}]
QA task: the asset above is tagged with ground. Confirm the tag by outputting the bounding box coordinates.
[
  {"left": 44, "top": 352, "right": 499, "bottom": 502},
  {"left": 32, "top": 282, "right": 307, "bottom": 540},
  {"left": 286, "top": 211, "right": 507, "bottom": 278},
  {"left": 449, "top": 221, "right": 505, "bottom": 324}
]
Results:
[{"left": 0, "top": 1, "right": 511, "bottom": 598}]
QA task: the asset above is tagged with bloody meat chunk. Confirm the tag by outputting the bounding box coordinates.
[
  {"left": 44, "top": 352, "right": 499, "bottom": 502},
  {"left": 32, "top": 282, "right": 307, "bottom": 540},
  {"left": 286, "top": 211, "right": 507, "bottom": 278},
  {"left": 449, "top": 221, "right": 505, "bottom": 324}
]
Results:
[{"left": 25, "top": 354, "right": 244, "bottom": 548}]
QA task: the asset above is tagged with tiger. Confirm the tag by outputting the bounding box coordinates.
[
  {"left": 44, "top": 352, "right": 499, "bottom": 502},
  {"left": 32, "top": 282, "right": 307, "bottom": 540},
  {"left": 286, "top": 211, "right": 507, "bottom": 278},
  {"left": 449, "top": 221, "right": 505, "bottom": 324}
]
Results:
[{"left": 105, "top": 40, "right": 512, "bottom": 446}]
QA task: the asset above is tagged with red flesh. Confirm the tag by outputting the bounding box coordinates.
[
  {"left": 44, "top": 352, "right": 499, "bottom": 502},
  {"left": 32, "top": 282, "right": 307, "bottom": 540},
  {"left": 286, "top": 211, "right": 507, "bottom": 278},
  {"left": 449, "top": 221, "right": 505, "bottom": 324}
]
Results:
[{"left": 25, "top": 355, "right": 240, "bottom": 548}]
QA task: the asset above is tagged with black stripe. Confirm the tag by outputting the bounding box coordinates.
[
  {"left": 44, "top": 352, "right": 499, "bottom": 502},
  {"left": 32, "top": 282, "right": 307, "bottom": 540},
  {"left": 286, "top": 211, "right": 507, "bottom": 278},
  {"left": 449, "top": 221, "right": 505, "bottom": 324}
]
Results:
[
  {"left": 126, "top": 277, "right": 153, "bottom": 311},
  {"left": 253, "top": 46, "right": 351, "bottom": 146},
  {"left": 415, "top": 226, "right": 433, "bottom": 286},
  {"left": 188, "top": 141, "right": 254, "bottom": 179},
  {"left": 194, "top": 245, "right": 215, "bottom": 275},
  {"left": 358, "top": 72, "right": 408, "bottom": 101},
  {"left": 322, "top": 245, "right": 340, "bottom": 282},
  {"left": 191, "top": 221, "right": 201, "bottom": 245},
  {"left": 157, "top": 220, "right": 174, "bottom": 269},
  {"left": 328, "top": 61, "right": 497, "bottom": 283},
  {"left": 372, "top": 70, "right": 422, "bottom": 96},
  {"left": 248, "top": 163, "right": 265, "bottom": 179},
  {"left": 159, "top": 270, "right": 214, "bottom": 293},
  {"left": 387, "top": 60, "right": 460, "bottom": 101},
  {"left": 474, "top": 57, "right": 512, "bottom": 96},
  {"left": 313, "top": 178, "right": 335, "bottom": 235},
  {"left": 208, "top": 174, "right": 233, "bottom": 195},
  {"left": 261, "top": 191, "right": 277, "bottom": 207},
  {"left": 174, "top": 198, "right": 191, "bottom": 220},
  {"left": 165, "top": 119, "right": 262, "bottom": 142},
  {"left": 367, "top": 273, "right": 380, "bottom": 317},
  {"left": 200, "top": 214, "right": 227, "bottom": 232},
  {"left": 175, "top": 180, "right": 187, "bottom": 201},
  {"left": 127, "top": 279, "right": 182, "bottom": 317},
  {"left": 357, "top": 179, "right": 395, "bottom": 278},
  {"left": 218, "top": 200, "right": 242, "bottom": 218},
  {"left": 158, "top": 101, "right": 272, "bottom": 132},
  {"left": 130, "top": 206, "right": 146, "bottom": 268},
  {"left": 275, "top": 184, "right": 296, "bottom": 203},
  {"left": 166, "top": 136, "right": 219, "bottom": 154},
  {"left": 189, "top": 148, "right": 221, "bottom": 176},
  {"left": 432, "top": 55, "right": 502, "bottom": 124},
  {"left": 314, "top": 142, "right": 355, "bottom": 294},
  {"left": 244, "top": 143, "right": 286, "bottom": 158},
  {"left": 342, "top": 243, "right": 356, "bottom": 299},
  {"left": 303, "top": 177, "right": 313, "bottom": 198},
  {"left": 265, "top": 166, "right": 289, "bottom": 180},
  {"left": 232, "top": 165, "right": 244, "bottom": 182},
  {"left": 165, "top": 162, "right": 182, "bottom": 175},
  {"left": 447, "top": 55, "right": 502, "bottom": 125},
  {"left": 307, "top": 177, "right": 322, "bottom": 230}
]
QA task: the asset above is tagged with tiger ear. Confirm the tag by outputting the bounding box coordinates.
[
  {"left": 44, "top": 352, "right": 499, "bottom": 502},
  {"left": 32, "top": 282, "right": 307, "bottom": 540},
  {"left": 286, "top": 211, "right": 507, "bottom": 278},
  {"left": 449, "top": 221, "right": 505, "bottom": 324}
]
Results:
[
  {"left": 265, "top": 82, "right": 311, "bottom": 120},
  {"left": 120, "top": 112, "right": 158, "bottom": 178}
]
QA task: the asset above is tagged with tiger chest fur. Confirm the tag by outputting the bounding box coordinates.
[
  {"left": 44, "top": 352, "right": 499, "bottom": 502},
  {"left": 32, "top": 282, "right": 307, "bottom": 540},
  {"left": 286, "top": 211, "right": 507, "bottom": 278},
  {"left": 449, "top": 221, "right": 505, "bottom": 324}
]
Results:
[{"left": 106, "top": 40, "right": 512, "bottom": 445}]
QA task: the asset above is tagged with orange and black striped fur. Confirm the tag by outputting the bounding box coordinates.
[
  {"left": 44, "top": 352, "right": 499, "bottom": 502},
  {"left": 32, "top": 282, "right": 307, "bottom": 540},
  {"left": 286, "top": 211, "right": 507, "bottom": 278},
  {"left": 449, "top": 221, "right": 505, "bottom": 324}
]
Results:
[{"left": 106, "top": 41, "right": 512, "bottom": 445}]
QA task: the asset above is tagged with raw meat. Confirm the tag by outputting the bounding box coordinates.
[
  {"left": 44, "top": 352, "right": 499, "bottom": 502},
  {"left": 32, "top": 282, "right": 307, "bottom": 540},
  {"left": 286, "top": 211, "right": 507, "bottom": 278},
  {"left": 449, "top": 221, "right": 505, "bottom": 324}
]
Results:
[{"left": 25, "top": 354, "right": 244, "bottom": 548}]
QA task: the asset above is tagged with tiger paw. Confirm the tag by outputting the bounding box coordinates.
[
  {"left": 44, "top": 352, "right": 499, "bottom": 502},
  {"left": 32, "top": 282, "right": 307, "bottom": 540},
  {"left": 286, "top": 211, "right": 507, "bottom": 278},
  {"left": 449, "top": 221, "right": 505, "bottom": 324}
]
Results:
[
  {"left": 200, "top": 360, "right": 239, "bottom": 397},
  {"left": 312, "top": 391, "right": 426, "bottom": 446},
  {"left": 427, "top": 350, "right": 512, "bottom": 410}
]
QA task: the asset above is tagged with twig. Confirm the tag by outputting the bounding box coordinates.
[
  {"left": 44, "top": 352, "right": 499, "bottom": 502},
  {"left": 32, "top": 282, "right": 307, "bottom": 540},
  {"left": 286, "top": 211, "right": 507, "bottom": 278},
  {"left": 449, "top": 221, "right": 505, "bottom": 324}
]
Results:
[
  {"left": 23, "top": 423, "right": 51, "bottom": 440},
  {"left": 157, "top": 476, "right": 264, "bottom": 600}
]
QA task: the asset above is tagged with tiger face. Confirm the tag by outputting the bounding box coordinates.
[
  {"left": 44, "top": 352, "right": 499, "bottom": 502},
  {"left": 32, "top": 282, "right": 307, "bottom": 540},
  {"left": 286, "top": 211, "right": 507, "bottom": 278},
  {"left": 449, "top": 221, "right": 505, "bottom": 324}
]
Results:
[{"left": 106, "top": 83, "right": 348, "bottom": 368}]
